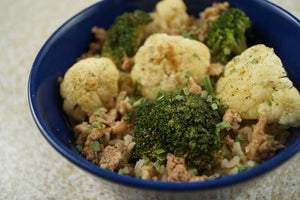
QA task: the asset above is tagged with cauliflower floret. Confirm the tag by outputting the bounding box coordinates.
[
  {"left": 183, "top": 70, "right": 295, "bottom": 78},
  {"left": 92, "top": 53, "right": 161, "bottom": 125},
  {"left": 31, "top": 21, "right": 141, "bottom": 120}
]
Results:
[
  {"left": 216, "top": 44, "right": 300, "bottom": 127},
  {"left": 258, "top": 87, "right": 300, "bottom": 127},
  {"left": 60, "top": 57, "right": 119, "bottom": 121},
  {"left": 146, "top": 0, "right": 191, "bottom": 35},
  {"left": 131, "top": 33, "right": 210, "bottom": 98},
  {"left": 156, "top": 0, "right": 190, "bottom": 29}
]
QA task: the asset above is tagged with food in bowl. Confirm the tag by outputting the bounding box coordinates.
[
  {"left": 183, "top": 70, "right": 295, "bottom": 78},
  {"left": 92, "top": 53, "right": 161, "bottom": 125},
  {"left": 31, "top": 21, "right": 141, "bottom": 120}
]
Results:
[{"left": 59, "top": 0, "right": 300, "bottom": 182}]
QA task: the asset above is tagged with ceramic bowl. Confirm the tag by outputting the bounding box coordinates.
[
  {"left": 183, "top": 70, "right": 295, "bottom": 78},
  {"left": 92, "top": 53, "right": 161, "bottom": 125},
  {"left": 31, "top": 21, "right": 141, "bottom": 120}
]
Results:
[{"left": 28, "top": 0, "right": 300, "bottom": 199}]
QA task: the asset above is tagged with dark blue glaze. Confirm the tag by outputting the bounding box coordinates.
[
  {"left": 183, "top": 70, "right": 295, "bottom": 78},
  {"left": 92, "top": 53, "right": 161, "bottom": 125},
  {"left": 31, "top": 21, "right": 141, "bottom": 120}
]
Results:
[{"left": 28, "top": 0, "right": 300, "bottom": 192}]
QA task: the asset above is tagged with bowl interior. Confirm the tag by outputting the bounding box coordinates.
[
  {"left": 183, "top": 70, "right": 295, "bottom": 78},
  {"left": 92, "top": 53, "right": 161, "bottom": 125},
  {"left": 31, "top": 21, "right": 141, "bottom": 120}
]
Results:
[{"left": 29, "top": 0, "right": 300, "bottom": 190}]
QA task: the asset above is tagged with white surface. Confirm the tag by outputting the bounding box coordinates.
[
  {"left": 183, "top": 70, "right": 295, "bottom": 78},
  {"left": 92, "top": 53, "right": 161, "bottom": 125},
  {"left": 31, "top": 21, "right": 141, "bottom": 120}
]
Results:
[{"left": 0, "top": 0, "right": 299, "bottom": 199}]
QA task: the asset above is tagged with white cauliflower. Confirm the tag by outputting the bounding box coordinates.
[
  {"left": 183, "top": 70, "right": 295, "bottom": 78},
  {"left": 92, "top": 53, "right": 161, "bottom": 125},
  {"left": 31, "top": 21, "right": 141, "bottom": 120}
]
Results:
[
  {"left": 146, "top": 0, "right": 191, "bottom": 35},
  {"left": 131, "top": 33, "right": 210, "bottom": 98},
  {"left": 60, "top": 57, "right": 119, "bottom": 121},
  {"left": 216, "top": 44, "right": 300, "bottom": 127}
]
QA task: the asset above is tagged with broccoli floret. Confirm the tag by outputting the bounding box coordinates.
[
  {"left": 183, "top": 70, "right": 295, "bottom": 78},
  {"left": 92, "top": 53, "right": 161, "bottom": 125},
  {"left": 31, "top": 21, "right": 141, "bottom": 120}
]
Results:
[
  {"left": 131, "top": 89, "right": 227, "bottom": 172},
  {"left": 101, "top": 10, "right": 152, "bottom": 67},
  {"left": 207, "top": 8, "right": 251, "bottom": 64}
]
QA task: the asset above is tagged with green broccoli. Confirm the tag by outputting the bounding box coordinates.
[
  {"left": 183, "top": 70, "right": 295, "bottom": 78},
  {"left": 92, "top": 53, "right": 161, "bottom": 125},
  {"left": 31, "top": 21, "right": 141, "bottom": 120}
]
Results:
[
  {"left": 101, "top": 10, "right": 152, "bottom": 67},
  {"left": 207, "top": 8, "right": 251, "bottom": 64},
  {"left": 131, "top": 89, "right": 227, "bottom": 172}
]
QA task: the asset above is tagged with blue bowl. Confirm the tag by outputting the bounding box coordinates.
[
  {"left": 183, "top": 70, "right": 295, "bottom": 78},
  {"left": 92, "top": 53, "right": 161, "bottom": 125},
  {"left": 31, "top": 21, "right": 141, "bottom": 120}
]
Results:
[{"left": 28, "top": 0, "right": 300, "bottom": 199}]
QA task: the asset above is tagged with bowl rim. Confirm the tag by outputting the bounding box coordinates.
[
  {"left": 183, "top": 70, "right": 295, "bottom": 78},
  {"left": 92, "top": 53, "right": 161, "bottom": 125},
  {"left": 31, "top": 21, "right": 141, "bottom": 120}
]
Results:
[{"left": 28, "top": 0, "right": 300, "bottom": 191}]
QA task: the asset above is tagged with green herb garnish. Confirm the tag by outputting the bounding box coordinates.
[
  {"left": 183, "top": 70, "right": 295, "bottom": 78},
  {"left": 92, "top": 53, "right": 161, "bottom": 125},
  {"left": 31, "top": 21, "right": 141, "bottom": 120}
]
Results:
[
  {"left": 265, "top": 100, "right": 272, "bottom": 106},
  {"left": 203, "top": 75, "right": 213, "bottom": 95},
  {"left": 183, "top": 87, "right": 189, "bottom": 96},
  {"left": 143, "top": 156, "right": 150, "bottom": 165},
  {"left": 238, "top": 165, "right": 249, "bottom": 172},
  {"left": 235, "top": 136, "right": 242, "bottom": 142},
  {"left": 153, "top": 161, "right": 161, "bottom": 171},
  {"left": 188, "top": 168, "right": 198, "bottom": 176},
  {"left": 215, "top": 122, "right": 232, "bottom": 136},
  {"left": 94, "top": 110, "right": 105, "bottom": 117},
  {"left": 91, "top": 141, "right": 100, "bottom": 152},
  {"left": 92, "top": 122, "right": 103, "bottom": 129},
  {"left": 118, "top": 168, "right": 124, "bottom": 175},
  {"left": 211, "top": 103, "right": 218, "bottom": 110}
]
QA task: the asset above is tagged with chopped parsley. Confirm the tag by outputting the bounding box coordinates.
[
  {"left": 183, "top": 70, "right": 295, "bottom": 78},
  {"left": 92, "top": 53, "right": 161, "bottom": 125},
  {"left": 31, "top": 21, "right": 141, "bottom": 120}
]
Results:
[
  {"left": 142, "top": 156, "right": 150, "bottom": 165},
  {"left": 203, "top": 75, "right": 213, "bottom": 95},
  {"left": 92, "top": 121, "right": 103, "bottom": 129},
  {"left": 230, "top": 68, "right": 237, "bottom": 74},
  {"left": 94, "top": 109, "right": 105, "bottom": 117},
  {"left": 153, "top": 161, "right": 161, "bottom": 171},
  {"left": 154, "top": 149, "right": 165, "bottom": 154},
  {"left": 238, "top": 165, "right": 249, "bottom": 172},
  {"left": 91, "top": 141, "right": 100, "bottom": 152},
  {"left": 235, "top": 136, "right": 242, "bottom": 142},
  {"left": 184, "top": 70, "right": 190, "bottom": 79},
  {"left": 188, "top": 168, "right": 198, "bottom": 176},
  {"left": 184, "top": 71, "right": 190, "bottom": 85},
  {"left": 215, "top": 122, "right": 232, "bottom": 136},
  {"left": 87, "top": 129, "right": 92, "bottom": 134},
  {"left": 211, "top": 103, "right": 218, "bottom": 110},
  {"left": 265, "top": 100, "right": 272, "bottom": 106},
  {"left": 118, "top": 168, "right": 124, "bottom": 175},
  {"left": 174, "top": 94, "right": 185, "bottom": 101},
  {"left": 192, "top": 53, "right": 201, "bottom": 60},
  {"left": 201, "top": 90, "right": 208, "bottom": 99},
  {"left": 183, "top": 87, "right": 189, "bottom": 96}
]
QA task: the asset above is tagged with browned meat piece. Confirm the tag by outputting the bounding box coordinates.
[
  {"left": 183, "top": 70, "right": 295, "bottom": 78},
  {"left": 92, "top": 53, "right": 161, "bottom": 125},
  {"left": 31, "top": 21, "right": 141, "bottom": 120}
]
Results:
[
  {"left": 118, "top": 98, "right": 133, "bottom": 116},
  {"left": 189, "top": 175, "right": 209, "bottom": 182},
  {"left": 246, "top": 117, "right": 282, "bottom": 162},
  {"left": 208, "top": 63, "right": 224, "bottom": 76},
  {"left": 115, "top": 91, "right": 133, "bottom": 116},
  {"left": 82, "top": 127, "right": 110, "bottom": 164},
  {"left": 111, "top": 121, "right": 133, "bottom": 135},
  {"left": 92, "top": 26, "right": 108, "bottom": 43},
  {"left": 74, "top": 122, "right": 91, "bottom": 146},
  {"left": 187, "top": 77, "right": 202, "bottom": 95},
  {"left": 223, "top": 109, "right": 242, "bottom": 131},
  {"left": 224, "top": 135, "right": 235, "bottom": 149},
  {"left": 121, "top": 57, "right": 134, "bottom": 72},
  {"left": 166, "top": 154, "right": 191, "bottom": 182},
  {"left": 118, "top": 72, "right": 134, "bottom": 96},
  {"left": 100, "top": 141, "right": 130, "bottom": 171},
  {"left": 103, "top": 109, "right": 118, "bottom": 127},
  {"left": 191, "top": 2, "right": 229, "bottom": 42},
  {"left": 200, "top": 2, "right": 229, "bottom": 23},
  {"left": 89, "top": 114, "right": 103, "bottom": 124},
  {"left": 257, "top": 141, "right": 279, "bottom": 161},
  {"left": 79, "top": 27, "right": 108, "bottom": 60}
]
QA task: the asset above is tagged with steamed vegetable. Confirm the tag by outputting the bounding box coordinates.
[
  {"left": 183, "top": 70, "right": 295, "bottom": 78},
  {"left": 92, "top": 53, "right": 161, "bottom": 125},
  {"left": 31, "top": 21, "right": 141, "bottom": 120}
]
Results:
[
  {"left": 216, "top": 44, "right": 300, "bottom": 127},
  {"left": 207, "top": 8, "right": 251, "bottom": 64},
  {"left": 131, "top": 89, "right": 227, "bottom": 172},
  {"left": 131, "top": 33, "right": 210, "bottom": 99},
  {"left": 101, "top": 10, "right": 152, "bottom": 66},
  {"left": 60, "top": 57, "right": 119, "bottom": 121}
]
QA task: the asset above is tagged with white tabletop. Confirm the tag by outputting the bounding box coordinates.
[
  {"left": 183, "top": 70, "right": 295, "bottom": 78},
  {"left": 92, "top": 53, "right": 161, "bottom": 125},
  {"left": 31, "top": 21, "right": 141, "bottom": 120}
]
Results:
[{"left": 0, "top": 0, "right": 299, "bottom": 199}]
